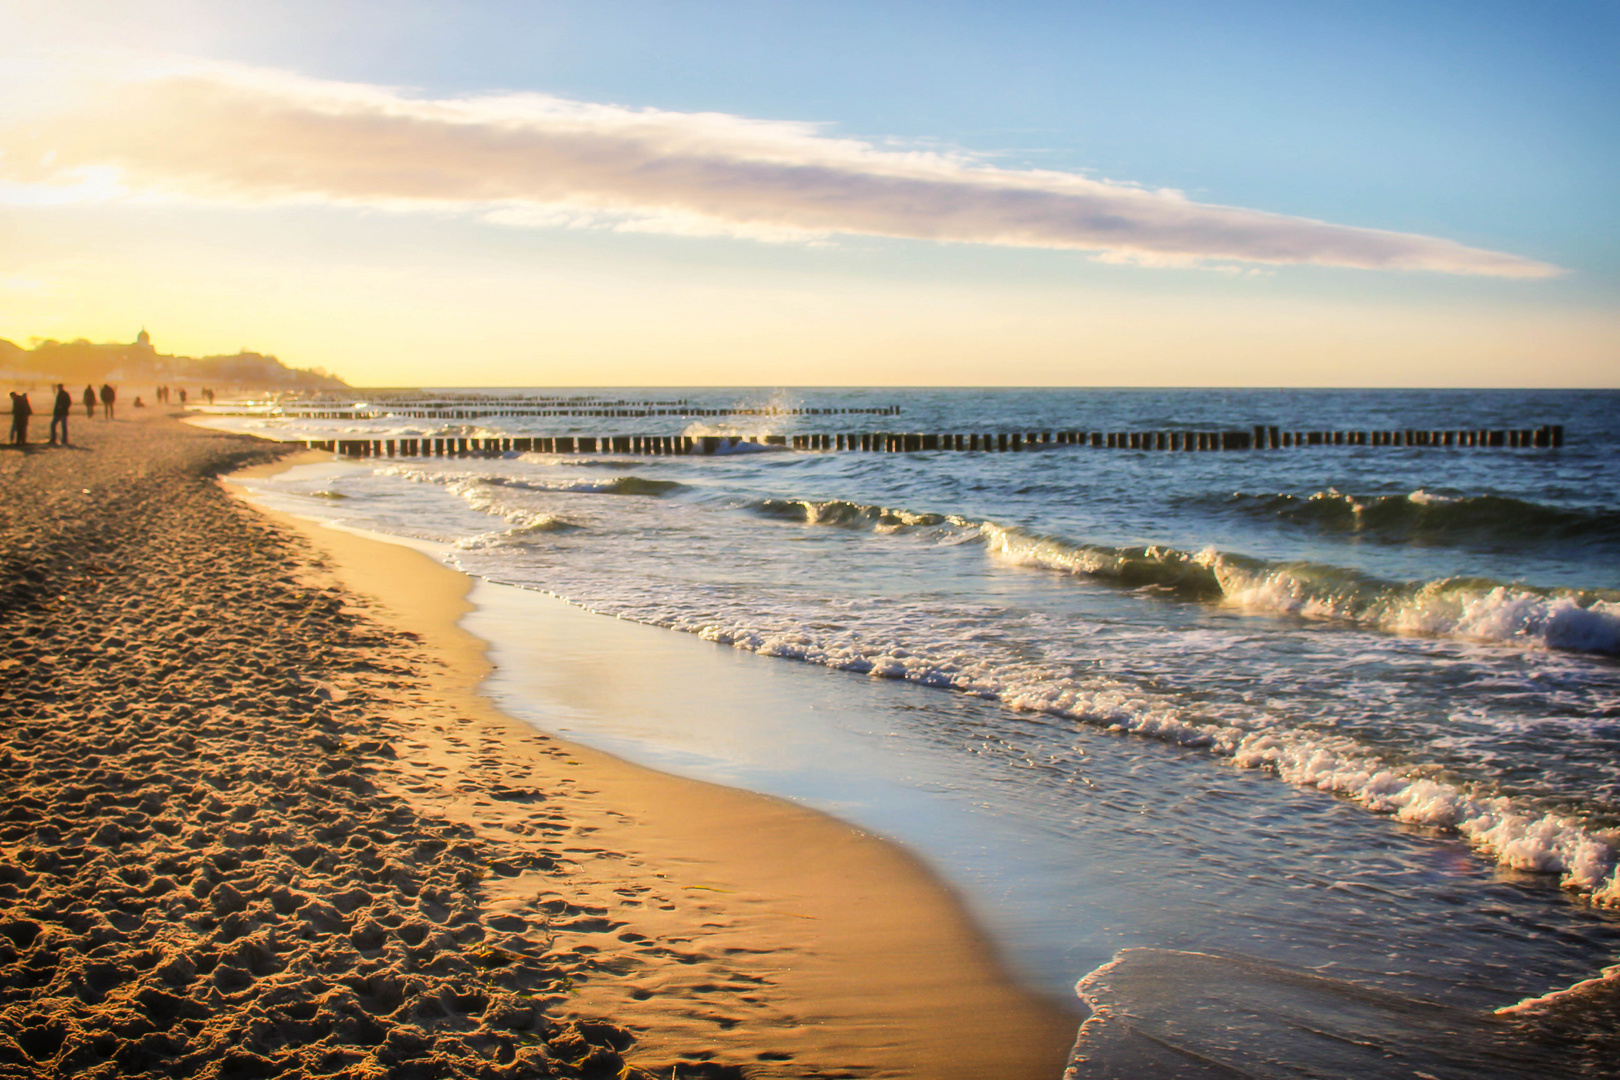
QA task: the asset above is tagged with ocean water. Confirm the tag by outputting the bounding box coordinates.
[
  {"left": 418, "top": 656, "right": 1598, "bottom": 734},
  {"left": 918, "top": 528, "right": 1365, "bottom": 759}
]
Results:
[{"left": 210, "top": 388, "right": 1620, "bottom": 1076}]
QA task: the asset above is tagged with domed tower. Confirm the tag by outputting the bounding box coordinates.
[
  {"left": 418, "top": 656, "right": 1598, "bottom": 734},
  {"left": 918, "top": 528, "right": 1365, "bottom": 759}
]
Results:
[{"left": 135, "top": 327, "right": 151, "bottom": 349}]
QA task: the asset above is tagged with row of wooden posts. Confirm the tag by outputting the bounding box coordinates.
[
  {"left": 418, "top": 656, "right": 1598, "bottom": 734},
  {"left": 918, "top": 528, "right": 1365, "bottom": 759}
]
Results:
[
  {"left": 268, "top": 404, "right": 903, "bottom": 422},
  {"left": 311, "top": 424, "right": 1565, "bottom": 458}
]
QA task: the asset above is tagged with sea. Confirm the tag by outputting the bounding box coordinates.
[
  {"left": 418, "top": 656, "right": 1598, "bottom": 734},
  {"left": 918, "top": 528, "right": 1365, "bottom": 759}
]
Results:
[{"left": 206, "top": 387, "right": 1620, "bottom": 1078}]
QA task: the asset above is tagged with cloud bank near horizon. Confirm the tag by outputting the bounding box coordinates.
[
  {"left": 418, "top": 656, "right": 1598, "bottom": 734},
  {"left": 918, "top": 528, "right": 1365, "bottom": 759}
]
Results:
[{"left": 0, "top": 63, "right": 1560, "bottom": 278}]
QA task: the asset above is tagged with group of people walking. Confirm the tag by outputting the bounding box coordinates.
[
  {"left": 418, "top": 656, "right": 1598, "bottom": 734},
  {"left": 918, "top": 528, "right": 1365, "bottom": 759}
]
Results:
[
  {"left": 153, "top": 386, "right": 213, "bottom": 406},
  {"left": 8, "top": 383, "right": 117, "bottom": 446}
]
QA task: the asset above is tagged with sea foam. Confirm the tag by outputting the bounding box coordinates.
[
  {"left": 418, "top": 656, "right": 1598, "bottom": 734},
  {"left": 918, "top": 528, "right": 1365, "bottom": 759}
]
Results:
[{"left": 383, "top": 468, "right": 1620, "bottom": 904}]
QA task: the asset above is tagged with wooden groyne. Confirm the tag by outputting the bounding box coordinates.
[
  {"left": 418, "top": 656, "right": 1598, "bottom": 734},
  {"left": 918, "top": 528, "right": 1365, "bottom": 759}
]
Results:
[
  {"left": 236, "top": 403, "right": 902, "bottom": 422},
  {"left": 307, "top": 424, "right": 1565, "bottom": 458}
]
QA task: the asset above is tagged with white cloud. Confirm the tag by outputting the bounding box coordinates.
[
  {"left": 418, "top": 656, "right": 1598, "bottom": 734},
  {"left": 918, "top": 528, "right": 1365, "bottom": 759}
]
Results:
[{"left": 0, "top": 60, "right": 1561, "bottom": 278}]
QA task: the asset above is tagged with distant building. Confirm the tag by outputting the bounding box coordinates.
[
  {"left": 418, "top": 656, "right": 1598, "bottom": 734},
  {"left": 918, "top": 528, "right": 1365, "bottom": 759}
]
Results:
[{"left": 135, "top": 328, "right": 152, "bottom": 351}]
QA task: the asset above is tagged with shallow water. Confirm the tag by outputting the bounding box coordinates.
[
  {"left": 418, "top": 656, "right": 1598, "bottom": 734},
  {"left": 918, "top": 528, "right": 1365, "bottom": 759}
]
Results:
[{"left": 214, "top": 387, "right": 1620, "bottom": 1075}]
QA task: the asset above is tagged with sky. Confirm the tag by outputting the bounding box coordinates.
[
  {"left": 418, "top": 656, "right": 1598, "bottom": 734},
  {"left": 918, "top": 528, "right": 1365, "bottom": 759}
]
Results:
[{"left": 1, "top": 1, "right": 1615, "bottom": 387}]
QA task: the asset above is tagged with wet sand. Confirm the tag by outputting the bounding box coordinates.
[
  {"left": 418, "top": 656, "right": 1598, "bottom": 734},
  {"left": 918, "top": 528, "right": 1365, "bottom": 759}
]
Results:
[{"left": 0, "top": 412, "right": 1076, "bottom": 1078}]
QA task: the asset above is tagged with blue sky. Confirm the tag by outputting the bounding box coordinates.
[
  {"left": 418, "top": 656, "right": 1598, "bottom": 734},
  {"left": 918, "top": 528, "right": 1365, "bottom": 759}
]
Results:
[{"left": 1, "top": 0, "right": 1615, "bottom": 385}]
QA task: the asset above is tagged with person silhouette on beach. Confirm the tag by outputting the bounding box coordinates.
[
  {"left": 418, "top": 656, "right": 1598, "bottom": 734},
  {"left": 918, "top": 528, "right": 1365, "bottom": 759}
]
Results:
[
  {"left": 99, "top": 383, "right": 115, "bottom": 420},
  {"left": 49, "top": 384, "right": 71, "bottom": 446},
  {"left": 178, "top": 388, "right": 188, "bottom": 407},
  {"left": 9, "top": 391, "right": 31, "bottom": 446},
  {"left": 83, "top": 384, "right": 96, "bottom": 419}
]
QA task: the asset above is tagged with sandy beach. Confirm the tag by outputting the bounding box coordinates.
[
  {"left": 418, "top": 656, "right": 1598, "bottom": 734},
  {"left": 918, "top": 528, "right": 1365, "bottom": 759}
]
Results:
[{"left": 0, "top": 411, "right": 1076, "bottom": 1078}]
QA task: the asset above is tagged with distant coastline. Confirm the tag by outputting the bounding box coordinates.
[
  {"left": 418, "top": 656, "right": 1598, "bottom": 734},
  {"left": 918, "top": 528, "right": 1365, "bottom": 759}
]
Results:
[{"left": 0, "top": 329, "right": 346, "bottom": 390}]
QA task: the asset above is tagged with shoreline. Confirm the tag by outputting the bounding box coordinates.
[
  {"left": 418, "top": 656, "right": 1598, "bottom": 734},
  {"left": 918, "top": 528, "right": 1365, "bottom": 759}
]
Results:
[
  {"left": 225, "top": 439, "right": 1081, "bottom": 1073},
  {"left": 0, "top": 414, "right": 1075, "bottom": 1079}
]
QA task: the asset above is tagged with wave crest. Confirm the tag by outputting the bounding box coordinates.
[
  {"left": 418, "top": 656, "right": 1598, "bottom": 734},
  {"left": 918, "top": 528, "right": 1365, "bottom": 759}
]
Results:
[
  {"left": 1219, "top": 489, "right": 1620, "bottom": 549},
  {"left": 455, "top": 515, "right": 581, "bottom": 550},
  {"left": 381, "top": 465, "right": 682, "bottom": 498},
  {"left": 645, "top": 596, "right": 1620, "bottom": 903},
  {"left": 737, "top": 489, "right": 1620, "bottom": 655},
  {"left": 979, "top": 522, "right": 1620, "bottom": 655},
  {"left": 750, "top": 497, "right": 961, "bottom": 533},
  {"left": 981, "top": 524, "right": 1226, "bottom": 599}
]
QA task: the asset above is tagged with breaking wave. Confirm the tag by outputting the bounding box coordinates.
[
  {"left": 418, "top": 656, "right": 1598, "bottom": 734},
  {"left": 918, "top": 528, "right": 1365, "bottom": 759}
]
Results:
[
  {"left": 381, "top": 465, "right": 683, "bottom": 498},
  {"left": 455, "top": 516, "right": 581, "bottom": 550},
  {"left": 986, "top": 522, "right": 1620, "bottom": 654},
  {"left": 571, "top": 576, "right": 1620, "bottom": 905},
  {"left": 1214, "top": 489, "right": 1620, "bottom": 549},
  {"left": 482, "top": 474, "right": 685, "bottom": 497},
  {"left": 748, "top": 497, "right": 966, "bottom": 534},
  {"left": 747, "top": 493, "right": 1620, "bottom": 655},
  {"left": 374, "top": 468, "right": 1620, "bottom": 903}
]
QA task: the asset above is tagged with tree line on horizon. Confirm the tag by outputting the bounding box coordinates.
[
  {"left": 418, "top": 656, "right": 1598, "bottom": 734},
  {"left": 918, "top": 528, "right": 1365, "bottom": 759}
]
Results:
[{"left": 0, "top": 335, "right": 349, "bottom": 390}]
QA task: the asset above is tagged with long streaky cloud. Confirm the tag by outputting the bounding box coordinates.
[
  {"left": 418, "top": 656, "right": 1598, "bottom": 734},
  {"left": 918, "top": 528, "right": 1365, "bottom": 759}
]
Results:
[{"left": 0, "top": 63, "right": 1559, "bottom": 277}]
